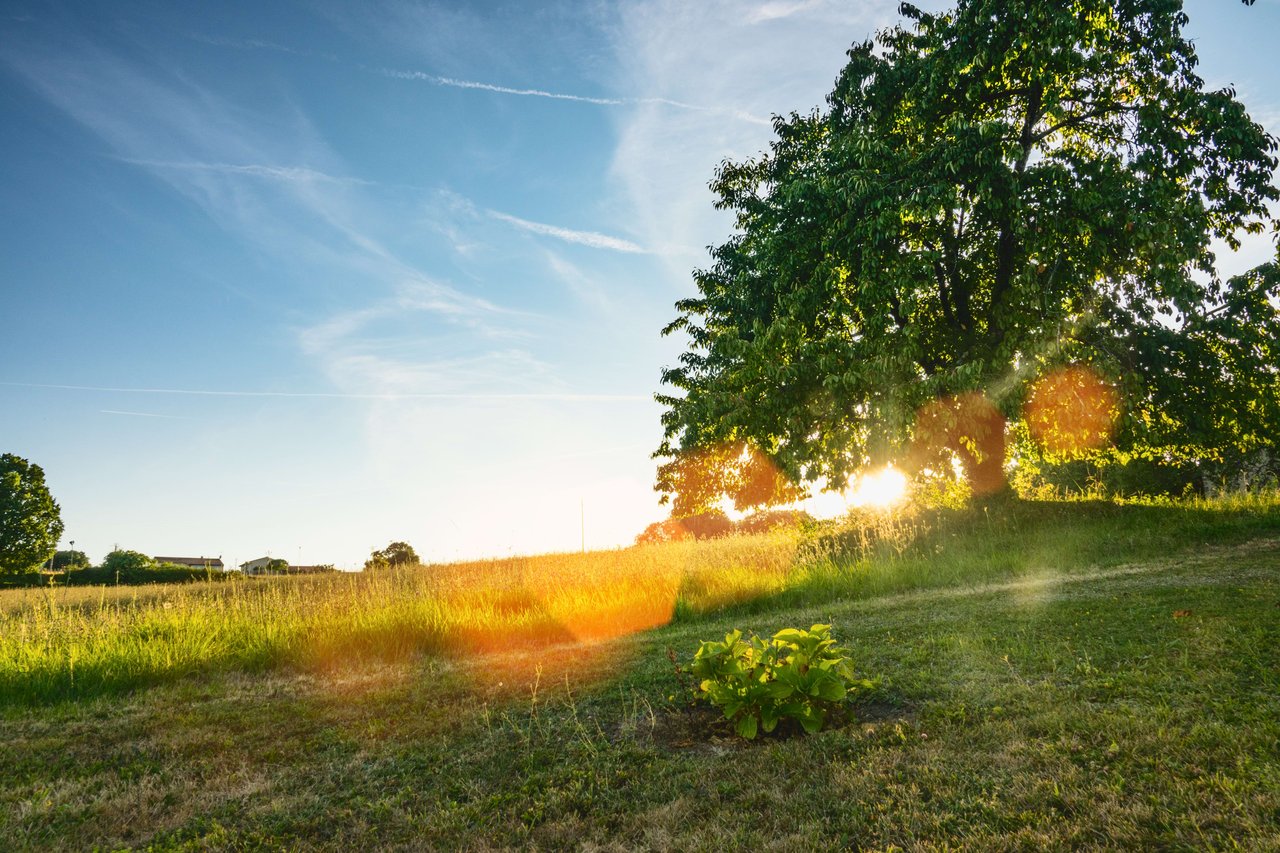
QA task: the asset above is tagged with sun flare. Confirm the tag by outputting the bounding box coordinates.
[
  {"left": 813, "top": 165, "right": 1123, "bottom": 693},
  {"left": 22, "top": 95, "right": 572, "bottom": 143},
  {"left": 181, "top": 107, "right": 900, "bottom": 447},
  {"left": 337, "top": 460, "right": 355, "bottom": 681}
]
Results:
[
  {"left": 801, "top": 465, "right": 909, "bottom": 519},
  {"left": 847, "top": 466, "right": 909, "bottom": 509}
]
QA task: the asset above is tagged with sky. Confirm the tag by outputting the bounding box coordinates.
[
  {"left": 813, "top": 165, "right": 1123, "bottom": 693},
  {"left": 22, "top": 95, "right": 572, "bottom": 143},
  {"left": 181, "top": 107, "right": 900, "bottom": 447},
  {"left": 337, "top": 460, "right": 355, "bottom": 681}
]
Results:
[{"left": 2, "top": 0, "right": 1278, "bottom": 570}]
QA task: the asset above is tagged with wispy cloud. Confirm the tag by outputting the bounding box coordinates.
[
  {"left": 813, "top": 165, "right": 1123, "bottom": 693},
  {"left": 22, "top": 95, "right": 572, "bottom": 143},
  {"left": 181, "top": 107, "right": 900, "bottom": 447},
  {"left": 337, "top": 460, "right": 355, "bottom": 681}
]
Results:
[
  {"left": 0, "top": 32, "right": 552, "bottom": 411},
  {"left": 99, "top": 409, "right": 193, "bottom": 419},
  {"left": 183, "top": 32, "right": 336, "bottom": 61},
  {"left": 747, "top": 0, "right": 825, "bottom": 24},
  {"left": 119, "top": 158, "right": 374, "bottom": 186},
  {"left": 487, "top": 209, "right": 646, "bottom": 254},
  {"left": 606, "top": 0, "right": 900, "bottom": 278},
  {"left": 5, "top": 382, "right": 647, "bottom": 402},
  {"left": 543, "top": 250, "right": 612, "bottom": 309}
]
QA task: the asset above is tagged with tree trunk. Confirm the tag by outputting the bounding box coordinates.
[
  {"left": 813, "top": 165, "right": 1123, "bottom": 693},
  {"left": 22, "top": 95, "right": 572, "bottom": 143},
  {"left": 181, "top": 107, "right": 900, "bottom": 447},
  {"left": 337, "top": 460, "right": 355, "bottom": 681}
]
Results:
[{"left": 956, "top": 406, "right": 1008, "bottom": 498}]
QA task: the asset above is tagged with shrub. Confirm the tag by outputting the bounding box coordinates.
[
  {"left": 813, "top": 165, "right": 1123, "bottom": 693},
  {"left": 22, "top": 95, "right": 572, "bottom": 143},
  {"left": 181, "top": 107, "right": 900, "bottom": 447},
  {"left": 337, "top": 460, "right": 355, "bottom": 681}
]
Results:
[
  {"left": 102, "top": 549, "right": 155, "bottom": 574},
  {"left": 688, "top": 624, "right": 868, "bottom": 739},
  {"left": 635, "top": 518, "right": 691, "bottom": 545},
  {"left": 734, "top": 509, "right": 813, "bottom": 535}
]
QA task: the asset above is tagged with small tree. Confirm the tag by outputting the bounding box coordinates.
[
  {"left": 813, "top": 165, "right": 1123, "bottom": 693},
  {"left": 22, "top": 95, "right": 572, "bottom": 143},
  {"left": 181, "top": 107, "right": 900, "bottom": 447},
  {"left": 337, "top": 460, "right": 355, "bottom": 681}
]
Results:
[
  {"left": 364, "top": 541, "right": 419, "bottom": 571},
  {"left": 635, "top": 518, "right": 691, "bottom": 546},
  {"left": 51, "top": 550, "right": 90, "bottom": 571},
  {"left": 0, "top": 454, "right": 64, "bottom": 575},
  {"left": 102, "top": 550, "right": 155, "bottom": 574}
]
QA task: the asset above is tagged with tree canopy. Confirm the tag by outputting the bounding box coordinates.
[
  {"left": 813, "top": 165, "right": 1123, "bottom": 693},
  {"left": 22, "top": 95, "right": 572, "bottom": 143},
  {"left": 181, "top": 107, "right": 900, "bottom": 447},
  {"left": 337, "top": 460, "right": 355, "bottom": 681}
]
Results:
[
  {"left": 0, "top": 454, "right": 64, "bottom": 575},
  {"left": 51, "top": 549, "right": 90, "bottom": 571},
  {"left": 102, "top": 549, "right": 155, "bottom": 574},
  {"left": 656, "top": 0, "right": 1279, "bottom": 508},
  {"left": 364, "top": 541, "right": 420, "bottom": 571}
]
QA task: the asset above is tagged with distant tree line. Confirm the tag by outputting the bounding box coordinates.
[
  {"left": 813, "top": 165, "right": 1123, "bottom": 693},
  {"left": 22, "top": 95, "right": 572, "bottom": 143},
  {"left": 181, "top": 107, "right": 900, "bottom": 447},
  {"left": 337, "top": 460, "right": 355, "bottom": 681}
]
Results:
[{"left": 635, "top": 510, "right": 812, "bottom": 546}]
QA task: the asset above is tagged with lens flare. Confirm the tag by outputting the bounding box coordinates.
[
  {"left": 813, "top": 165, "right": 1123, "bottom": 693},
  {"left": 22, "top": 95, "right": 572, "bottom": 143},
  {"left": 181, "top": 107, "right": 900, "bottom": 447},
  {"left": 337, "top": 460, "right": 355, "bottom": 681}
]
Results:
[
  {"left": 910, "top": 392, "right": 1007, "bottom": 496},
  {"left": 1025, "top": 365, "right": 1119, "bottom": 456}
]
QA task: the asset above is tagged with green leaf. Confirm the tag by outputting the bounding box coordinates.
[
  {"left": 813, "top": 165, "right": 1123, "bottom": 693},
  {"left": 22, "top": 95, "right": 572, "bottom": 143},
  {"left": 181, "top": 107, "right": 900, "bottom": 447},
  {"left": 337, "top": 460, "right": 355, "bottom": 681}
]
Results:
[
  {"left": 814, "top": 677, "right": 848, "bottom": 703},
  {"left": 761, "top": 706, "right": 781, "bottom": 733},
  {"left": 765, "top": 681, "right": 796, "bottom": 700},
  {"left": 797, "top": 707, "right": 824, "bottom": 734}
]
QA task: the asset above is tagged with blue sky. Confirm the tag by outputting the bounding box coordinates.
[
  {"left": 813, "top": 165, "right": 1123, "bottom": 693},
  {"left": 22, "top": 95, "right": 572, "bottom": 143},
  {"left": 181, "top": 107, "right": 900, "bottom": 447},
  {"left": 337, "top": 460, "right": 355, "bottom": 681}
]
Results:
[{"left": 2, "top": 0, "right": 1277, "bottom": 569}]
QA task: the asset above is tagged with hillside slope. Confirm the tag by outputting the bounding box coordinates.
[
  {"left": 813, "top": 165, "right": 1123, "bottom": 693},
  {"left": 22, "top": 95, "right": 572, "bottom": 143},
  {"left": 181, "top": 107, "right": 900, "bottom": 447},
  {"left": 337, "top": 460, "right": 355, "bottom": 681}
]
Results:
[{"left": 1, "top": 505, "right": 1277, "bottom": 849}]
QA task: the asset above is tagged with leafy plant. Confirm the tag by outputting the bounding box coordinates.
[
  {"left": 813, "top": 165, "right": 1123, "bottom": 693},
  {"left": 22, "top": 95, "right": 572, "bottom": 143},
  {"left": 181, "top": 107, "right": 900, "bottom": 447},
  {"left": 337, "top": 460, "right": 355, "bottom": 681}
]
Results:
[{"left": 688, "top": 624, "right": 869, "bottom": 739}]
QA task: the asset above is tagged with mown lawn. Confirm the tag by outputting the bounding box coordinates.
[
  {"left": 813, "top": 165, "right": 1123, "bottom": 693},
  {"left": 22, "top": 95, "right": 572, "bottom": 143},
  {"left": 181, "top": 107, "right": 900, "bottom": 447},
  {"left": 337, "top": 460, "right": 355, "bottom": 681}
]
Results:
[{"left": 1, "top": 498, "right": 1278, "bottom": 849}]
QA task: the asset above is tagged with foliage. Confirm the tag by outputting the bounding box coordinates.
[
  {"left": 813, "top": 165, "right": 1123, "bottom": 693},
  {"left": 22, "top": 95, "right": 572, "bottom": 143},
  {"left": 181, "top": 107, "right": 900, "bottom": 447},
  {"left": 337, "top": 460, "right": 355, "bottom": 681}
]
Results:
[
  {"left": 102, "top": 549, "right": 155, "bottom": 574},
  {"left": 672, "top": 511, "right": 734, "bottom": 541},
  {"left": 734, "top": 509, "right": 813, "bottom": 535},
  {"left": 656, "top": 0, "right": 1280, "bottom": 507},
  {"left": 51, "top": 549, "right": 90, "bottom": 571},
  {"left": 0, "top": 454, "right": 64, "bottom": 575},
  {"left": 635, "top": 518, "right": 692, "bottom": 545},
  {"left": 1011, "top": 444, "right": 1280, "bottom": 500},
  {"left": 658, "top": 441, "right": 804, "bottom": 516},
  {"left": 266, "top": 558, "right": 289, "bottom": 574},
  {"left": 365, "top": 541, "right": 419, "bottom": 571},
  {"left": 636, "top": 509, "right": 811, "bottom": 545},
  {"left": 73, "top": 565, "right": 227, "bottom": 587},
  {"left": 688, "top": 624, "right": 868, "bottom": 738}
]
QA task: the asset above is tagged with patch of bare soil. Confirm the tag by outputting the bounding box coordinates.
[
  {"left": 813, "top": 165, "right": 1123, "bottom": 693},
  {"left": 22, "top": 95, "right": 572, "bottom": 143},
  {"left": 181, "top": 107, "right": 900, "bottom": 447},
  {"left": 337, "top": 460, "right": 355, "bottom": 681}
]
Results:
[{"left": 638, "top": 699, "right": 914, "bottom": 753}]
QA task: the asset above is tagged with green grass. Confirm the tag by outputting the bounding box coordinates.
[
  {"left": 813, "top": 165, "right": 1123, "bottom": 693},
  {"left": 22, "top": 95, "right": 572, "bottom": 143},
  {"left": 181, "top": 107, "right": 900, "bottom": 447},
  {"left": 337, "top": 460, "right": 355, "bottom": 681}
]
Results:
[{"left": 1, "top": 495, "right": 1277, "bottom": 848}]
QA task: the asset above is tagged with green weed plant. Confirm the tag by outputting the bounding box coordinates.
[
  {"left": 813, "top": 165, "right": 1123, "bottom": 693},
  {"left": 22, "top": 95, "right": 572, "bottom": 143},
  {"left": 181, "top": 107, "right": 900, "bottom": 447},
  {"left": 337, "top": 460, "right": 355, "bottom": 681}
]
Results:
[{"left": 690, "top": 623, "right": 869, "bottom": 739}]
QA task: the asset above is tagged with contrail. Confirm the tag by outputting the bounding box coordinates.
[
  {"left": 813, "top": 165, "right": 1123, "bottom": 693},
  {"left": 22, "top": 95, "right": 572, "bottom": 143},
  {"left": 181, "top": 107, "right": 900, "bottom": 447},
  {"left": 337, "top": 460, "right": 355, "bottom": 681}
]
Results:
[
  {"left": 381, "top": 68, "right": 772, "bottom": 125},
  {"left": 119, "top": 159, "right": 373, "bottom": 185},
  {"left": 487, "top": 209, "right": 646, "bottom": 253},
  {"left": 384, "top": 69, "right": 626, "bottom": 105}
]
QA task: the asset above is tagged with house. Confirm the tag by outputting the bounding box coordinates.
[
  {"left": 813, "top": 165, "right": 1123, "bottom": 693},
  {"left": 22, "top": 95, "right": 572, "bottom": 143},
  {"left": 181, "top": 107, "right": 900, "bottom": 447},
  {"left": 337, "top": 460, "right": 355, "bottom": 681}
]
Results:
[
  {"left": 154, "top": 556, "right": 225, "bottom": 571},
  {"left": 239, "top": 558, "right": 335, "bottom": 576},
  {"left": 239, "top": 556, "right": 283, "bottom": 576}
]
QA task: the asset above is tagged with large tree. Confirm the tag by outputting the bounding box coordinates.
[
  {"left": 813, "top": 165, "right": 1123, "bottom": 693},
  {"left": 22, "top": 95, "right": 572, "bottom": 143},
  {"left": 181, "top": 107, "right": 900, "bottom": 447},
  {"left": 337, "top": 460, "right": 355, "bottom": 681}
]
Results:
[
  {"left": 0, "top": 454, "right": 64, "bottom": 575},
  {"left": 657, "top": 0, "right": 1279, "bottom": 506}
]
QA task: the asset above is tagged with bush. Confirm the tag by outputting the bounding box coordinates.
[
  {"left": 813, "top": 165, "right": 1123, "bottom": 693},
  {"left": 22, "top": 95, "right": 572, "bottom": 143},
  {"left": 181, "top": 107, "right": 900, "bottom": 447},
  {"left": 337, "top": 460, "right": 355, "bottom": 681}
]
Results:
[
  {"left": 688, "top": 624, "right": 869, "bottom": 739},
  {"left": 102, "top": 549, "right": 155, "bottom": 574},
  {"left": 734, "top": 509, "right": 813, "bottom": 535}
]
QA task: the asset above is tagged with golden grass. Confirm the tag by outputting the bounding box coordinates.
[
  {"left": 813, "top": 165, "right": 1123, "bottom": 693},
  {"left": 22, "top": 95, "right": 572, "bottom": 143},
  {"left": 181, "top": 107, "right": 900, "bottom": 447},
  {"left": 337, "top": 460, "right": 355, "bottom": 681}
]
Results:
[{"left": 0, "top": 532, "right": 801, "bottom": 704}]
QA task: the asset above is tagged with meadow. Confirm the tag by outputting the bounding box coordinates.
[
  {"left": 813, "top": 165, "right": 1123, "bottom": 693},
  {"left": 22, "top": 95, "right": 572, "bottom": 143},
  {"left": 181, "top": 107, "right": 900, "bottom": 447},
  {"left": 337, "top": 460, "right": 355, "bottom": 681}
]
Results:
[{"left": 1, "top": 495, "right": 1278, "bottom": 848}]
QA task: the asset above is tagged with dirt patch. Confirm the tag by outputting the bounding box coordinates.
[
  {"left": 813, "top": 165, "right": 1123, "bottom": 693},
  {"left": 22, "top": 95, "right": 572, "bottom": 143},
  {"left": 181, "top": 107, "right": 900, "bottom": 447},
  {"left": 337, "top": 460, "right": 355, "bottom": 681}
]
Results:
[{"left": 637, "top": 699, "right": 915, "bottom": 753}]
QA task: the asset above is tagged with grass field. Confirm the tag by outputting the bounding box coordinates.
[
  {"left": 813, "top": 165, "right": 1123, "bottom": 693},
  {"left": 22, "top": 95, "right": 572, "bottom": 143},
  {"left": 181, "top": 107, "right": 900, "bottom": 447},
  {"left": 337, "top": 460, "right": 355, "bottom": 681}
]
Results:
[{"left": 1, "top": 496, "right": 1278, "bottom": 849}]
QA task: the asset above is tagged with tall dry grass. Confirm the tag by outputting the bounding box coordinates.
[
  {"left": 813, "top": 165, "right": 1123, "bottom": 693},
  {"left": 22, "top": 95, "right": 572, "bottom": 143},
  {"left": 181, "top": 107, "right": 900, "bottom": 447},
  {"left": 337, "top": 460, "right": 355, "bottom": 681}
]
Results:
[
  {"left": 0, "top": 532, "right": 801, "bottom": 705},
  {"left": 6, "top": 491, "right": 1277, "bottom": 706}
]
